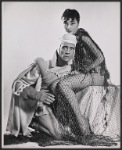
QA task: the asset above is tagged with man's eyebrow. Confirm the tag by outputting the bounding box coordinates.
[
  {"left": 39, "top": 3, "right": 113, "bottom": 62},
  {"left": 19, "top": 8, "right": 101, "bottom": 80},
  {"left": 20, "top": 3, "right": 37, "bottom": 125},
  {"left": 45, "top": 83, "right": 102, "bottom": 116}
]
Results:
[{"left": 62, "top": 45, "right": 68, "bottom": 47}]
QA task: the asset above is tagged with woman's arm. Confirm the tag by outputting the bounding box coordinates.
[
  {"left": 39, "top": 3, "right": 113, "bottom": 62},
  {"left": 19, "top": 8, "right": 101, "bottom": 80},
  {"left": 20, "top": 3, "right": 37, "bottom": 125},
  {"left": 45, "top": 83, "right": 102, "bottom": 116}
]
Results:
[
  {"left": 82, "top": 35, "right": 104, "bottom": 72},
  {"left": 49, "top": 65, "right": 71, "bottom": 73}
]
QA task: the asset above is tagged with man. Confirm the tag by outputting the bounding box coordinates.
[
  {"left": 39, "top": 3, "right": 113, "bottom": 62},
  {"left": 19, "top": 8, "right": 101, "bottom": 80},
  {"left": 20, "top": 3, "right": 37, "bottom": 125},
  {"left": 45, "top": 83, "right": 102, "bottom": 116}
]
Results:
[{"left": 6, "top": 33, "right": 77, "bottom": 139}]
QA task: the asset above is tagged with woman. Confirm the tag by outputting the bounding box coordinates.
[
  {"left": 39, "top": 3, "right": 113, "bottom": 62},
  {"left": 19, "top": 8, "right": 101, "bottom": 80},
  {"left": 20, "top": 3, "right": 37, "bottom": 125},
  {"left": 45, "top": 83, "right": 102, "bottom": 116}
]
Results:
[{"left": 48, "top": 9, "right": 119, "bottom": 145}]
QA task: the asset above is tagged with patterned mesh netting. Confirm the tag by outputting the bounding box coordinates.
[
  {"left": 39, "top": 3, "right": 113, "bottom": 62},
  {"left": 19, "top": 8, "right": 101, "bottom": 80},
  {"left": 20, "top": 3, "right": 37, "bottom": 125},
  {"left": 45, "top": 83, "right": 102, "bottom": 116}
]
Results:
[{"left": 49, "top": 76, "right": 117, "bottom": 146}]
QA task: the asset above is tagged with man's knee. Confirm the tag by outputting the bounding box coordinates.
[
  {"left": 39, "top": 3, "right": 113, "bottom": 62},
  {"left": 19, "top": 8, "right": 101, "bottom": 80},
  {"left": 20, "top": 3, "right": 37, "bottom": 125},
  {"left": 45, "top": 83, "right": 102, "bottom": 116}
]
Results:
[
  {"left": 49, "top": 129, "right": 62, "bottom": 139},
  {"left": 35, "top": 57, "right": 45, "bottom": 64},
  {"left": 38, "top": 115, "right": 62, "bottom": 139}
]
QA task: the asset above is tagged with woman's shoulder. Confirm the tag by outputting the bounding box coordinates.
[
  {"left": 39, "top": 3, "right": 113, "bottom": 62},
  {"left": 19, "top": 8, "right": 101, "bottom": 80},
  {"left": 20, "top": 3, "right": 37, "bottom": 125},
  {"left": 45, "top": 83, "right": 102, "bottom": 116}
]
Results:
[
  {"left": 76, "top": 28, "right": 90, "bottom": 38},
  {"left": 77, "top": 28, "right": 89, "bottom": 33},
  {"left": 77, "top": 28, "right": 86, "bottom": 32}
]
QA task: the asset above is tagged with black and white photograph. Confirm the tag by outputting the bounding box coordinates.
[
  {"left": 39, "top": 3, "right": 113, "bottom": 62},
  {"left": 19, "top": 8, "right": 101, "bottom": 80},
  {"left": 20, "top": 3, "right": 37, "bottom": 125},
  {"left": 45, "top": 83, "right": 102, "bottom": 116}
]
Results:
[{"left": 2, "top": 1, "right": 120, "bottom": 148}]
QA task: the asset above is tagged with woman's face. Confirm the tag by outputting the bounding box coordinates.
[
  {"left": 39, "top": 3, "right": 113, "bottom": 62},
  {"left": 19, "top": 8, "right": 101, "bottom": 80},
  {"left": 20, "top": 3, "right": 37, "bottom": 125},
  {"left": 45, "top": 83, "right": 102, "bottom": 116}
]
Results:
[{"left": 63, "top": 18, "right": 79, "bottom": 35}]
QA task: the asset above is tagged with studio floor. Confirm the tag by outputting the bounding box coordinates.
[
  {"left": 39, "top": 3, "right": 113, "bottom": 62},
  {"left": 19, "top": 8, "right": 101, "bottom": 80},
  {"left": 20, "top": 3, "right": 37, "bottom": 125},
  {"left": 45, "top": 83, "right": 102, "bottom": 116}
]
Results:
[{"left": 3, "top": 131, "right": 120, "bottom": 149}]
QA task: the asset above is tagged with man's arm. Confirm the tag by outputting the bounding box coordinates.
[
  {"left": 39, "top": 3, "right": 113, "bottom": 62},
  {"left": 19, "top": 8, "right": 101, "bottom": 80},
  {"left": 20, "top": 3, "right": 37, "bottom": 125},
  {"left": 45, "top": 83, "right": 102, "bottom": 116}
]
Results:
[{"left": 20, "top": 86, "right": 55, "bottom": 105}]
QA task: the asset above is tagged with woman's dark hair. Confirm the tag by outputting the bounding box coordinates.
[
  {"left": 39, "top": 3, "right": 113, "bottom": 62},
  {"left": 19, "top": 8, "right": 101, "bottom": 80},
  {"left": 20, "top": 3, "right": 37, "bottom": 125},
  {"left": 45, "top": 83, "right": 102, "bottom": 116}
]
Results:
[{"left": 61, "top": 9, "right": 80, "bottom": 23}]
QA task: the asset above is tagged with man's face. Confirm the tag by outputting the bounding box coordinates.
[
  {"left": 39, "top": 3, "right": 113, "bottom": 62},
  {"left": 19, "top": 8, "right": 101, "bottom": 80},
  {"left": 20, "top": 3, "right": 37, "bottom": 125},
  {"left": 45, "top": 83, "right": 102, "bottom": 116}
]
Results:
[
  {"left": 63, "top": 18, "right": 79, "bottom": 34},
  {"left": 59, "top": 41, "right": 75, "bottom": 63}
]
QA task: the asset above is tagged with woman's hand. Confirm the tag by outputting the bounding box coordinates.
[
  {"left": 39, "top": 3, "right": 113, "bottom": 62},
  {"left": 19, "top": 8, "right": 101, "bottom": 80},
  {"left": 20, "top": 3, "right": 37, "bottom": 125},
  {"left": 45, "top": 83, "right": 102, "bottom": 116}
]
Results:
[
  {"left": 48, "top": 65, "right": 72, "bottom": 78},
  {"left": 70, "top": 70, "right": 80, "bottom": 75},
  {"left": 49, "top": 65, "right": 71, "bottom": 74}
]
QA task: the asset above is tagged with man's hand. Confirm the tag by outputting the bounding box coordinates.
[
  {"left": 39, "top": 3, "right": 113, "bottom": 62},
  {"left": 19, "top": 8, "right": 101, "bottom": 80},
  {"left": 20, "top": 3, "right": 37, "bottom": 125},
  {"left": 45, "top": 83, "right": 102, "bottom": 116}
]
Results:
[
  {"left": 36, "top": 89, "right": 55, "bottom": 105},
  {"left": 20, "top": 86, "right": 55, "bottom": 105}
]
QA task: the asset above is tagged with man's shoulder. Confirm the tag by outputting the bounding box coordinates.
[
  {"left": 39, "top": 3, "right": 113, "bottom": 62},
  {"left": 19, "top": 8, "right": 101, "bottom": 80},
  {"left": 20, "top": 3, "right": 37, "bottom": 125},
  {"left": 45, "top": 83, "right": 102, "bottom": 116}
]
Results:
[{"left": 48, "top": 50, "right": 58, "bottom": 68}]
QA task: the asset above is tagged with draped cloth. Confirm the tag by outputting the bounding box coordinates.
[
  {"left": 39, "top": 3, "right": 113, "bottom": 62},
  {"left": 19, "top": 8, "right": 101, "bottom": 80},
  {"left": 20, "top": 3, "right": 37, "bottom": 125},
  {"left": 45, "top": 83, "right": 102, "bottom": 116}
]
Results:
[
  {"left": 6, "top": 64, "right": 41, "bottom": 136},
  {"left": 77, "top": 85, "right": 120, "bottom": 139}
]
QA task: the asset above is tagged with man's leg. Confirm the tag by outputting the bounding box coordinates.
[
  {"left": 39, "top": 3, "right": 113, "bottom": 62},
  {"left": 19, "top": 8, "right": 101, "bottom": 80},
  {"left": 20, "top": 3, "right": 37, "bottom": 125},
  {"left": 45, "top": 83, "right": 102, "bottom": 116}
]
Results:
[{"left": 32, "top": 114, "right": 62, "bottom": 140}]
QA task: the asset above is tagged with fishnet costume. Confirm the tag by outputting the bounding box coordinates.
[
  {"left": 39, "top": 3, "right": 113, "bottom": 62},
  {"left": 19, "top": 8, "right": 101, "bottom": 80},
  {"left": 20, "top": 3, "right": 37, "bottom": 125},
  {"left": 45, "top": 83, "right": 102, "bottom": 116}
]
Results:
[
  {"left": 74, "top": 28, "right": 110, "bottom": 86},
  {"left": 49, "top": 74, "right": 117, "bottom": 146},
  {"left": 50, "top": 72, "right": 105, "bottom": 135},
  {"left": 56, "top": 74, "right": 92, "bottom": 135}
]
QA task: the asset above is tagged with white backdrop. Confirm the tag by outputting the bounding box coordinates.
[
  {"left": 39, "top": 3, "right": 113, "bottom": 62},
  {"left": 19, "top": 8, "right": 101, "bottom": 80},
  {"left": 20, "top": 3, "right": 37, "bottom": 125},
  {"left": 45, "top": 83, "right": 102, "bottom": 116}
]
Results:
[{"left": 2, "top": 2, "right": 120, "bottom": 133}]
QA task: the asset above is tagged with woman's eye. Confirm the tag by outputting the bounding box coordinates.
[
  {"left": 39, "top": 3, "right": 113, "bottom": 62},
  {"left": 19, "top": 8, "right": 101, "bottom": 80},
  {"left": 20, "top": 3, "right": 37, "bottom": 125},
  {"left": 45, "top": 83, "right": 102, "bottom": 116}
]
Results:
[{"left": 64, "top": 22, "right": 68, "bottom": 26}]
